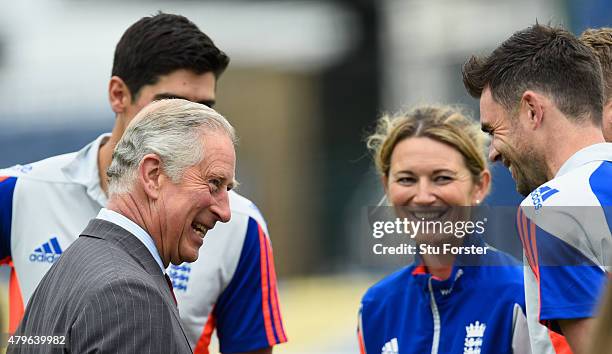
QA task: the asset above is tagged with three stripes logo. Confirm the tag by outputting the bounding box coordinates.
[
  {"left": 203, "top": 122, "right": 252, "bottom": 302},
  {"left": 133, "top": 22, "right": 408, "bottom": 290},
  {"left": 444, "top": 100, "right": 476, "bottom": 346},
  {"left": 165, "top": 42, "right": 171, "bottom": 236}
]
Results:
[
  {"left": 29, "top": 237, "right": 63, "bottom": 263},
  {"left": 381, "top": 337, "right": 399, "bottom": 354},
  {"left": 531, "top": 185, "right": 559, "bottom": 210}
]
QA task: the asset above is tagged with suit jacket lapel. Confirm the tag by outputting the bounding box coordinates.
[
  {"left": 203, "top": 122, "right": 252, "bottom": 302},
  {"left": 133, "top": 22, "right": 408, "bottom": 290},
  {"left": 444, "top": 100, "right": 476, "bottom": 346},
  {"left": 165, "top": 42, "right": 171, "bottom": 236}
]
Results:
[
  {"left": 80, "top": 218, "right": 192, "bottom": 347},
  {"left": 81, "top": 219, "right": 162, "bottom": 274}
]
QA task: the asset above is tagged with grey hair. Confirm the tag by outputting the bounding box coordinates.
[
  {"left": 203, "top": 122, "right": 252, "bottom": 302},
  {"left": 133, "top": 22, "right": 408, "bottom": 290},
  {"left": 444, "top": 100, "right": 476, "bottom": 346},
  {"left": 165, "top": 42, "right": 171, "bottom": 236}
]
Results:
[{"left": 107, "top": 99, "right": 236, "bottom": 196}]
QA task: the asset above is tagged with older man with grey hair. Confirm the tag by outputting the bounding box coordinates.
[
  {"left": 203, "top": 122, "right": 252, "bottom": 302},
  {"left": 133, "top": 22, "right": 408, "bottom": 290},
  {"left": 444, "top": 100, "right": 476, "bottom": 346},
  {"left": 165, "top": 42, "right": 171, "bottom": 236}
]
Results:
[{"left": 8, "top": 99, "right": 236, "bottom": 354}]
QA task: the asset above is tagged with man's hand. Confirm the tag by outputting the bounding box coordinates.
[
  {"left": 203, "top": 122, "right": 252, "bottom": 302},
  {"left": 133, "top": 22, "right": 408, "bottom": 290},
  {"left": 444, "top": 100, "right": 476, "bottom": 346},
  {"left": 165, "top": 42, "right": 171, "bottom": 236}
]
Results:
[{"left": 559, "top": 318, "right": 594, "bottom": 354}]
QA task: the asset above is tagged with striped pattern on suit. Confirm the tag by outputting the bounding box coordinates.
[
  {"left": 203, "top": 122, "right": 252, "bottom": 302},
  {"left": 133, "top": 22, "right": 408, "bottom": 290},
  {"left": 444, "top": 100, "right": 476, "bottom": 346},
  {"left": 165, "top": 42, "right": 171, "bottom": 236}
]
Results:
[{"left": 8, "top": 218, "right": 192, "bottom": 353}]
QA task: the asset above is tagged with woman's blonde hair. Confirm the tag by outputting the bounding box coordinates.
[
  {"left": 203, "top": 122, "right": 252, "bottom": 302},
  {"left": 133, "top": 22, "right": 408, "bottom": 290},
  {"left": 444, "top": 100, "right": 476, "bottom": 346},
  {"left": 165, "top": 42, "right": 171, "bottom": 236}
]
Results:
[{"left": 366, "top": 105, "right": 488, "bottom": 182}]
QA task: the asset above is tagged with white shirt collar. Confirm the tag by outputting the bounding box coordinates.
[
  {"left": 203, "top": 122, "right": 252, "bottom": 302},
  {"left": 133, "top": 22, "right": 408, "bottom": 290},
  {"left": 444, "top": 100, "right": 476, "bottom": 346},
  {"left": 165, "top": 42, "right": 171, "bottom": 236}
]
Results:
[
  {"left": 62, "top": 133, "right": 111, "bottom": 207},
  {"left": 96, "top": 208, "right": 165, "bottom": 273},
  {"left": 556, "top": 143, "right": 612, "bottom": 177}
]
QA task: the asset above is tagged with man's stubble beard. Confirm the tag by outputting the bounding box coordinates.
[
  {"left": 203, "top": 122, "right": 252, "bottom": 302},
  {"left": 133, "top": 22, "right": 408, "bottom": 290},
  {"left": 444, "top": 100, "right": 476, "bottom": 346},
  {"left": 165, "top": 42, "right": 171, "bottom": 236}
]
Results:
[
  {"left": 503, "top": 131, "right": 550, "bottom": 197},
  {"left": 513, "top": 147, "right": 549, "bottom": 196}
]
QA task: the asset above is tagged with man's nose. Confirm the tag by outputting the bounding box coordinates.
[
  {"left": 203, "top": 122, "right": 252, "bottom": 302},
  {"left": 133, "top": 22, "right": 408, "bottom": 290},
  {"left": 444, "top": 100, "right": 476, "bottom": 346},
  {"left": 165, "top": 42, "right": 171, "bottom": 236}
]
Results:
[{"left": 213, "top": 191, "right": 232, "bottom": 223}]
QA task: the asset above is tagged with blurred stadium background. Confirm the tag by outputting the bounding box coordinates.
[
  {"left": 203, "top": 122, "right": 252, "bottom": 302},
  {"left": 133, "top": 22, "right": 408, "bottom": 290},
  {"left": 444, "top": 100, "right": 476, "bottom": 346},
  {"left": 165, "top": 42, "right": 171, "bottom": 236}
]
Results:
[{"left": 0, "top": 0, "right": 610, "bottom": 352}]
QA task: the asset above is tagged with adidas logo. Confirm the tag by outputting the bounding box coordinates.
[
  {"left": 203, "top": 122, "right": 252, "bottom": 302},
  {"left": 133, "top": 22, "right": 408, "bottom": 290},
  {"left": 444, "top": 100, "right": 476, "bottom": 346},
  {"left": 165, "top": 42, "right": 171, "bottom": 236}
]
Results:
[
  {"left": 531, "top": 185, "right": 559, "bottom": 210},
  {"left": 168, "top": 263, "right": 191, "bottom": 292},
  {"left": 10, "top": 164, "right": 32, "bottom": 174},
  {"left": 381, "top": 337, "right": 398, "bottom": 354},
  {"left": 29, "top": 237, "right": 63, "bottom": 263},
  {"left": 464, "top": 321, "right": 486, "bottom": 354}
]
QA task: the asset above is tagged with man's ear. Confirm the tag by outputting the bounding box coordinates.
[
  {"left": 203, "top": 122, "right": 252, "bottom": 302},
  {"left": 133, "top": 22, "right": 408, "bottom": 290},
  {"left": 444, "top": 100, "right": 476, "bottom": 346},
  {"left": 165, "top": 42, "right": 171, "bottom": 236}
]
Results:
[
  {"left": 108, "top": 76, "right": 133, "bottom": 114},
  {"left": 138, "top": 154, "right": 163, "bottom": 199},
  {"left": 603, "top": 99, "right": 612, "bottom": 142},
  {"left": 520, "top": 90, "right": 545, "bottom": 130}
]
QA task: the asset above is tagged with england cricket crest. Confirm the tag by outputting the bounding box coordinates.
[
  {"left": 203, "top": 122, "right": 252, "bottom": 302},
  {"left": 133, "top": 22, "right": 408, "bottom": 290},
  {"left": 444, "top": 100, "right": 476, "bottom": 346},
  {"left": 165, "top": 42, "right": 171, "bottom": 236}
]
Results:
[{"left": 463, "top": 321, "right": 486, "bottom": 354}]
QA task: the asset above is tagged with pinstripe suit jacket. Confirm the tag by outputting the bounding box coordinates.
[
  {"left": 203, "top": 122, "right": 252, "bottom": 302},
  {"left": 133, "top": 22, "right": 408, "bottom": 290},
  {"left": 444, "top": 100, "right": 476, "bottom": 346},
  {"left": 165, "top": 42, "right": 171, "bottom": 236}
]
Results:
[{"left": 8, "top": 218, "right": 192, "bottom": 353}]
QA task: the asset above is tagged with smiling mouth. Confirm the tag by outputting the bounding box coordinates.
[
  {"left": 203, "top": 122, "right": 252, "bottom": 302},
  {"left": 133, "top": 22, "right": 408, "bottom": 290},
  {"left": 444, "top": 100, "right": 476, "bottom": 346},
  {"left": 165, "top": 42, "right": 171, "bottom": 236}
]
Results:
[
  {"left": 501, "top": 157, "right": 511, "bottom": 168},
  {"left": 504, "top": 161, "right": 516, "bottom": 177},
  {"left": 409, "top": 208, "right": 448, "bottom": 220},
  {"left": 501, "top": 158, "right": 514, "bottom": 175},
  {"left": 191, "top": 222, "right": 208, "bottom": 238}
]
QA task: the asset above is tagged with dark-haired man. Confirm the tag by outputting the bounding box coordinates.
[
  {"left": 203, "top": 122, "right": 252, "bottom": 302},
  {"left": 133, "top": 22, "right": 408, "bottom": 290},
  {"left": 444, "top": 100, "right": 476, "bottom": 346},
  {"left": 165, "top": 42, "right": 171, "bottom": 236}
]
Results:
[
  {"left": 0, "top": 13, "right": 286, "bottom": 354},
  {"left": 463, "top": 24, "right": 612, "bottom": 354}
]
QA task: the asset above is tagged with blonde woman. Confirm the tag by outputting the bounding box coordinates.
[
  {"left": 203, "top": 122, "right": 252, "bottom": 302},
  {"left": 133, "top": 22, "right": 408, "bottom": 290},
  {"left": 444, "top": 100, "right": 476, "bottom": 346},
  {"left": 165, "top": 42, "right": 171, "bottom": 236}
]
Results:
[{"left": 358, "top": 105, "right": 531, "bottom": 354}]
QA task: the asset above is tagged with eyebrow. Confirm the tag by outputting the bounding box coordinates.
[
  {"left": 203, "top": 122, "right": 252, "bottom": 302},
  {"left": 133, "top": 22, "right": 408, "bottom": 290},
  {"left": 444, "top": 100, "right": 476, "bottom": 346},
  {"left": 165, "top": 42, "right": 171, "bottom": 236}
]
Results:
[
  {"left": 153, "top": 93, "right": 215, "bottom": 108},
  {"left": 433, "top": 169, "right": 456, "bottom": 175},
  {"left": 394, "top": 169, "right": 456, "bottom": 175}
]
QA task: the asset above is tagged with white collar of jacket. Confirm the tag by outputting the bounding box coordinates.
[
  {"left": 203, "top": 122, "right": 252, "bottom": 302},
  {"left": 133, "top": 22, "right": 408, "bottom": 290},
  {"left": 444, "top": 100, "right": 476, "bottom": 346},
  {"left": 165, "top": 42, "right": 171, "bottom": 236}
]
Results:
[{"left": 556, "top": 142, "right": 612, "bottom": 178}]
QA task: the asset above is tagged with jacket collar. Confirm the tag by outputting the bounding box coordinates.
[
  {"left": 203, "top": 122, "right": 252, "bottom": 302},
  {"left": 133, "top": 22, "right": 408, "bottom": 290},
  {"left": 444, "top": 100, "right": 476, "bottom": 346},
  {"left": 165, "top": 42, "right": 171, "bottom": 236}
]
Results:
[
  {"left": 410, "top": 235, "right": 488, "bottom": 293},
  {"left": 556, "top": 143, "right": 612, "bottom": 177},
  {"left": 80, "top": 218, "right": 191, "bottom": 345}
]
